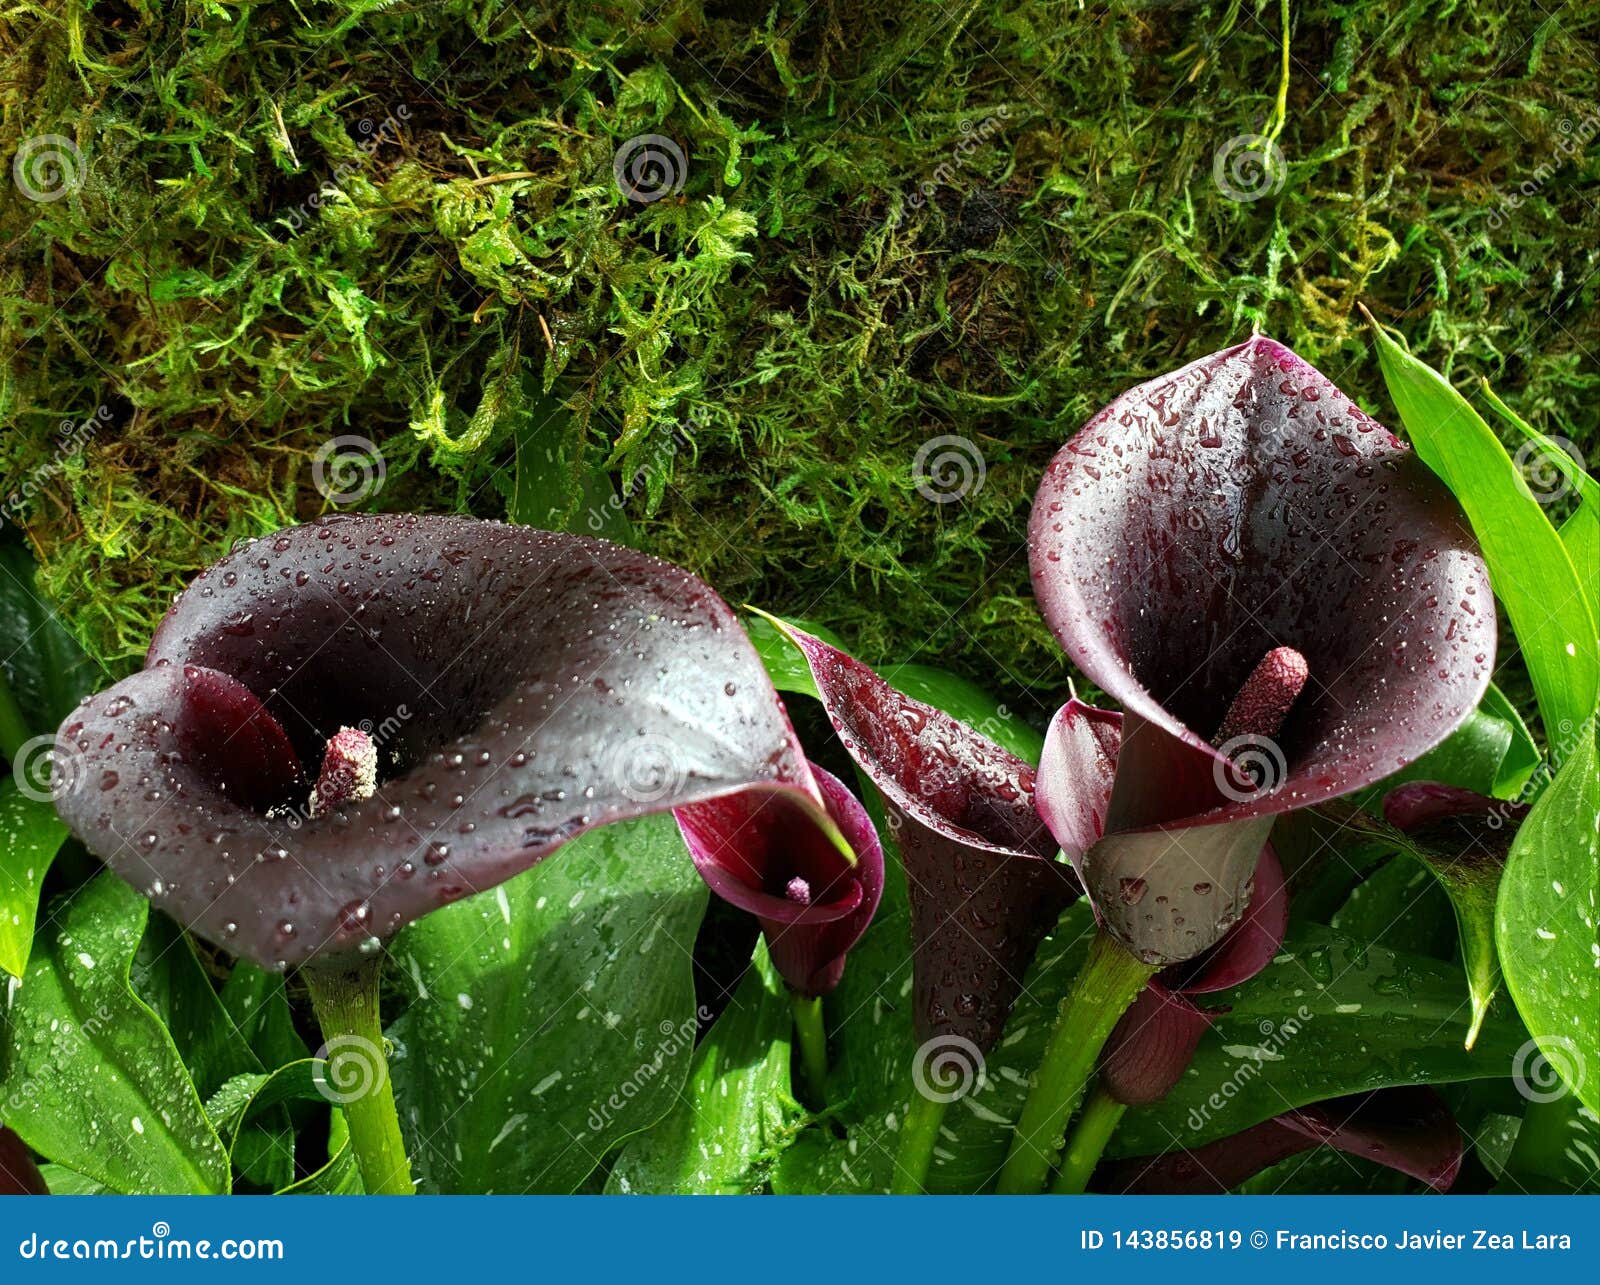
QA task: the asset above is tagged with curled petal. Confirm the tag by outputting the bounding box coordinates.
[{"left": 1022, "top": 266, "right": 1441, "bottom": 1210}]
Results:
[
  {"left": 775, "top": 622, "right": 1080, "bottom": 1049},
  {"left": 1035, "top": 698, "right": 1121, "bottom": 862},
  {"left": 53, "top": 515, "right": 846, "bottom": 969},
  {"left": 678, "top": 765, "right": 884, "bottom": 997},
  {"left": 1099, "top": 1087, "right": 1462, "bottom": 1193},
  {"left": 1029, "top": 337, "right": 1495, "bottom": 962}
]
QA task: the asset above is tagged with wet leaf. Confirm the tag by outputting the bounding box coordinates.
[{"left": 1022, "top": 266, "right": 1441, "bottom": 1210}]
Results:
[
  {"left": 0, "top": 779, "right": 68, "bottom": 977},
  {"left": 388, "top": 813, "right": 706, "bottom": 1193},
  {"left": 0, "top": 873, "right": 230, "bottom": 1194},
  {"left": 607, "top": 942, "right": 801, "bottom": 1194},
  {"left": 1494, "top": 734, "right": 1600, "bottom": 1115}
]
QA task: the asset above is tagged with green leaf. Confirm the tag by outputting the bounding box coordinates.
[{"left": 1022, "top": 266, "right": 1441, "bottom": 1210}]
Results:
[
  {"left": 1367, "top": 320, "right": 1599, "bottom": 739},
  {"left": 219, "top": 963, "right": 310, "bottom": 1073},
  {"left": 1479, "top": 682, "right": 1542, "bottom": 797},
  {"left": 0, "top": 778, "right": 69, "bottom": 978},
  {"left": 388, "top": 813, "right": 707, "bottom": 1193},
  {"left": 0, "top": 542, "right": 102, "bottom": 735},
  {"left": 607, "top": 942, "right": 802, "bottom": 1193},
  {"left": 35, "top": 1164, "right": 108, "bottom": 1195},
  {"left": 1322, "top": 802, "right": 1509, "bottom": 1050},
  {"left": 1494, "top": 733, "right": 1600, "bottom": 1116},
  {"left": 0, "top": 873, "right": 231, "bottom": 1194},
  {"left": 1479, "top": 379, "right": 1600, "bottom": 632},
  {"left": 1108, "top": 924, "right": 1532, "bottom": 1157},
  {"left": 508, "top": 392, "right": 635, "bottom": 545},
  {"left": 133, "top": 913, "right": 263, "bottom": 1098}
]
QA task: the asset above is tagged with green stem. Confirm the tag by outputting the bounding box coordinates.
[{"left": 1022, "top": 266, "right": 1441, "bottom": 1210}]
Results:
[
  {"left": 997, "top": 930, "right": 1156, "bottom": 1194},
  {"left": 0, "top": 667, "right": 34, "bottom": 762},
  {"left": 890, "top": 1089, "right": 950, "bottom": 1194},
  {"left": 790, "top": 992, "right": 830, "bottom": 1105},
  {"left": 1051, "top": 1085, "right": 1127, "bottom": 1194},
  {"left": 304, "top": 954, "right": 414, "bottom": 1195}
]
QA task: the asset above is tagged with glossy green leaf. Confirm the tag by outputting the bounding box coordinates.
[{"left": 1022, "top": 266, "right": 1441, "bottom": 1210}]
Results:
[
  {"left": 0, "top": 778, "right": 69, "bottom": 978},
  {"left": 1323, "top": 802, "right": 1507, "bottom": 1050},
  {"left": 1367, "top": 320, "right": 1598, "bottom": 739},
  {"left": 1495, "top": 734, "right": 1600, "bottom": 1116},
  {"left": 508, "top": 393, "right": 635, "bottom": 545},
  {"left": 388, "top": 813, "right": 706, "bottom": 1193},
  {"left": 607, "top": 942, "right": 801, "bottom": 1194},
  {"left": 1479, "top": 379, "right": 1600, "bottom": 632},
  {"left": 0, "top": 873, "right": 230, "bottom": 1194},
  {"left": 0, "top": 542, "right": 102, "bottom": 736},
  {"left": 133, "top": 913, "right": 263, "bottom": 1099},
  {"left": 1479, "top": 682, "right": 1542, "bottom": 797},
  {"left": 1109, "top": 924, "right": 1530, "bottom": 1157}
]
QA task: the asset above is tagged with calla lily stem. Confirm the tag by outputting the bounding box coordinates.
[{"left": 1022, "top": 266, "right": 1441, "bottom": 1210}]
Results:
[
  {"left": 998, "top": 930, "right": 1156, "bottom": 1194},
  {"left": 304, "top": 954, "right": 415, "bottom": 1195},
  {"left": 1052, "top": 1085, "right": 1127, "bottom": 1194},
  {"left": 791, "top": 993, "right": 830, "bottom": 1105},
  {"left": 891, "top": 1090, "right": 949, "bottom": 1194}
]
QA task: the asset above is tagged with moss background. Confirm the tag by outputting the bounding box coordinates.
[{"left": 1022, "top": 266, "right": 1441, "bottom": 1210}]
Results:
[{"left": 3, "top": 0, "right": 1597, "bottom": 728}]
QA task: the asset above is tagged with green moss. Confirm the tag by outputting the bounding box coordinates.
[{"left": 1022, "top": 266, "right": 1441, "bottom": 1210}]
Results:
[{"left": 3, "top": 0, "right": 1596, "bottom": 720}]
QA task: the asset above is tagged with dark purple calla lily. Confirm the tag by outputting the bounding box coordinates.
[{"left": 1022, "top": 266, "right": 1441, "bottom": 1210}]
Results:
[
  {"left": 1030, "top": 335, "right": 1496, "bottom": 965},
  {"left": 676, "top": 763, "right": 883, "bottom": 996},
  {"left": 1097, "top": 845, "right": 1288, "bottom": 1105},
  {"left": 1097, "top": 1087, "right": 1462, "bottom": 1193},
  {"left": 773, "top": 626, "right": 1112, "bottom": 1051},
  {"left": 1382, "top": 781, "right": 1527, "bottom": 842},
  {"left": 51, "top": 514, "right": 869, "bottom": 971}
]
